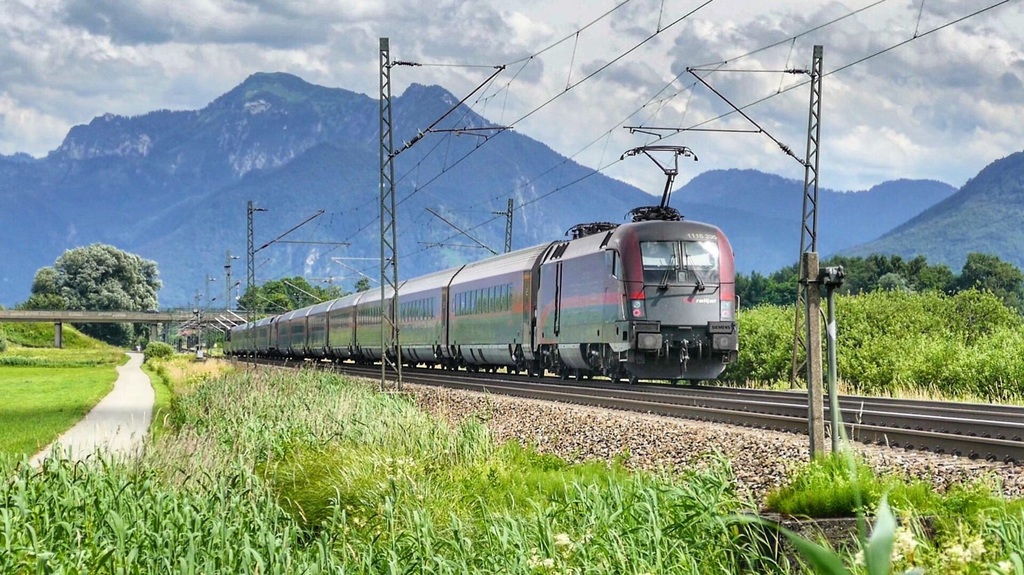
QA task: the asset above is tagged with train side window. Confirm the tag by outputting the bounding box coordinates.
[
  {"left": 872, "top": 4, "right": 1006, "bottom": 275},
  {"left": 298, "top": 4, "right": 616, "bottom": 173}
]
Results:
[{"left": 605, "top": 250, "right": 620, "bottom": 278}]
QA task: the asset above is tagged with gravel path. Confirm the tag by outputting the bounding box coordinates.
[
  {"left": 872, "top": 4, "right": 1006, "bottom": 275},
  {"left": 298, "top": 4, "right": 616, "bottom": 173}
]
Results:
[
  {"left": 30, "top": 352, "right": 154, "bottom": 465},
  {"left": 409, "top": 383, "right": 1023, "bottom": 504}
]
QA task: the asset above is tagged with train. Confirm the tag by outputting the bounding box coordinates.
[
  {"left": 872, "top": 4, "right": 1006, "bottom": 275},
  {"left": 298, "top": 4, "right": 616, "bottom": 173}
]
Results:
[{"left": 226, "top": 211, "right": 739, "bottom": 384}]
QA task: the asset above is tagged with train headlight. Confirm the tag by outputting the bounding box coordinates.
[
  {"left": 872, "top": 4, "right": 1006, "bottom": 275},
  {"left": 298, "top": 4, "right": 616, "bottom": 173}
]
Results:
[
  {"left": 712, "top": 333, "right": 738, "bottom": 352},
  {"left": 637, "top": 332, "right": 662, "bottom": 350}
]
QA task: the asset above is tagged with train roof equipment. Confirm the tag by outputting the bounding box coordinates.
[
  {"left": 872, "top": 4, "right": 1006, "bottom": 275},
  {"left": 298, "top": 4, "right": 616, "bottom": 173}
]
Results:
[{"left": 620, "top": 144, "right": 697, "bottom": 223}]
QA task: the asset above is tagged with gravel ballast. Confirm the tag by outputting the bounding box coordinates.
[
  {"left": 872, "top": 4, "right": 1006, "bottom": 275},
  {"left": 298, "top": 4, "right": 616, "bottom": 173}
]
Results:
[{"left": 408, "top": 383, "right": 1023, "bottom": 503}]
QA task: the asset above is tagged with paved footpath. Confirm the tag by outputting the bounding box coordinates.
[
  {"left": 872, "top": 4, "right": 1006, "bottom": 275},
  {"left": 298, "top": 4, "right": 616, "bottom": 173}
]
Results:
[{"left": 30, "top": 352, "right": 155, "bottom": 465}]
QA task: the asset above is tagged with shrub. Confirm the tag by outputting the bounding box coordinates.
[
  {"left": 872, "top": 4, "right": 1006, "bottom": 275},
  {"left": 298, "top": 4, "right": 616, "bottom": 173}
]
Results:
[
  {"left": 143, "top": 341, "right": 175, "bottom": 362},
  {"left": 0, "top": 333, "right": 6, "bottom": 353},
  {"left": 764, "top": 453, "right": 881, "bottom": 517},
  {"left": 724, "top": 290, "right": 1024, "bottom": 400}
]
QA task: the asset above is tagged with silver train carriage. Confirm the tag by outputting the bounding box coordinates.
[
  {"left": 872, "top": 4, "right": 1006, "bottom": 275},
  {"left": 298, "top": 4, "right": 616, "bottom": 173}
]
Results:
[{"left": 228, "top": 219, "right": 738, "bottom": 384}]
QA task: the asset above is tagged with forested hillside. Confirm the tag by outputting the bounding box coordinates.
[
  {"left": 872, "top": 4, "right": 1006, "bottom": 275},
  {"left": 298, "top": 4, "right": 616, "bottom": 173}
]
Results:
[{"left": 1, "top": 72, "right": 957, "bottom": 307}]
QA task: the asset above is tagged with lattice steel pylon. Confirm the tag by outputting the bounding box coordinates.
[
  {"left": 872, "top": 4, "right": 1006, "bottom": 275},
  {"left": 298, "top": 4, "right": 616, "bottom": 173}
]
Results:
[
  {"left": 246, "top": 200, "right": 262, "bottom": 360},
  {"left": 790, "top": 45, "right": 824, "bottom": 387},
  {"left": 495, "top": 198, "right": 513, "bottom": 253},
  {"left": 379, "top": 37, "right": 402, "bottom": 390}
]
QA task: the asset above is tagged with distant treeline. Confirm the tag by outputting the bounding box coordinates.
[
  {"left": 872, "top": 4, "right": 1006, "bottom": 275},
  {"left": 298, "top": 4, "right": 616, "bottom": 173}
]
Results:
[{"left": 737, "top": 253, "right": 1024, "bottom": 313}]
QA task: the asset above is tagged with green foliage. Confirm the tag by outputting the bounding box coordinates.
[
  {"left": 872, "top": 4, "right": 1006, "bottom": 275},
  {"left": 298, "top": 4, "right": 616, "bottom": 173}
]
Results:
[
  {"left": 762, "top": 448, "right": 1024, "bottom": 575},
  {"left": 237, "top": 276, "right": 342, "bottom": 313},
  {"left": 724, "top": 290, "right": 1024, "bottom": 399},
  {"left": 0, "top": 346, "right": 124, "bottom": 369},
  {"left": 726, "top": 304, "right": 794, "bottom": 382},
  {"left": 24, "top": 244, "right": 162, "bottom": 346},
  {"left": 143, "top": 341, "right": 175, "bottom": 362},
  {"left": 0, "top": 322, "right": 111, "bottom": 350},
  {"left": 18, "top": 292, "right": 67, "bottom": 310},
  {"left": 0, "top": 332, "right": 6, "bottom": 353},
  {"left": 765, "top": 453, "right": 878, "bottom": 518},
  {"left": 144, "top": 369, "right": 767, "bottom": 573},
  {"left": 736, "top": 252, "right": 1024, "bottom": 311},
  {"left": 0, "top": 351, "right": 121, "bottom": 456},
  {"left": 956, "top": 252, "right": 1024, "bottom": 311},
  {"left": 353, "top": 276, "right": 372, "bottom": 293},
  {"left": 737, "top": 254, "right": 957, "bottom": 309}
]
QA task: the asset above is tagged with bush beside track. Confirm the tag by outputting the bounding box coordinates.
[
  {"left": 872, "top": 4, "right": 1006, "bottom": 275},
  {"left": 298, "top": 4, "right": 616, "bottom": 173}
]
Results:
[{"left": 723, "top": 289, "right": 1024, "bottom": 401}]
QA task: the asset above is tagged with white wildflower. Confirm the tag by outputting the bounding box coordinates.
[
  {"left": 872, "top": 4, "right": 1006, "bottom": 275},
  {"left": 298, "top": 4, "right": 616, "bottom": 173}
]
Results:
[
  {"left": 853, "top": 549, "right": 865, "bottom": 567},
  {"left": 994, "top": 559, "right": 1014, "bottom": 574},
  {"left": 891, "top": 526, "right": 919, "bottom": 563},
  {"left": 554, "top": 533, "right": 574, "bottom": 548}
]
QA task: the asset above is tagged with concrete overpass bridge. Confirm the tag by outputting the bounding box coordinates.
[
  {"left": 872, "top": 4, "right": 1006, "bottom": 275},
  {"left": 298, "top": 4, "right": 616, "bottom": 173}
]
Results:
[{"left": 0, "top": 309, "right": 248, "bottom": 348}]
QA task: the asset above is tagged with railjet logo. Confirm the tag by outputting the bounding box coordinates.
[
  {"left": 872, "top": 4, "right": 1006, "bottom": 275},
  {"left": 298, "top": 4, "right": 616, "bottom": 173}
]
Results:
[{"left": 686, "top": 297, "right": 716, "bottom": 304}]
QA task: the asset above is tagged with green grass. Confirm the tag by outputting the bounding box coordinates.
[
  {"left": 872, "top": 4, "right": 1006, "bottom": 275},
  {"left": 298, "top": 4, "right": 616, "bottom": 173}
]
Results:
[
  {"left": 4, "top": 365, "right": 1022, "bottom": 573},
  {"left": 3, "top": 368, "right": 782, "bottom": 574},
  {"left": 0, "top": 361, "right": 120, "bottom": 457},
  {"left": 0, "top": 321, "right": 111, "bottom": 349},
  {"left": 764, "top": 452, "right": 1024, "bottom": 573},
  {"left": 140, "top": 361, "right": 173, "bottom": 442},
  {"left": 0, "top": 327, "right": 125, "bottom": 457}
]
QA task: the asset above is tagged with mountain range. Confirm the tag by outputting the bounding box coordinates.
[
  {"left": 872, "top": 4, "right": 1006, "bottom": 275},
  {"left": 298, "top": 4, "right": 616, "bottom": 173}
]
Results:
[{"left": 0, "top": 71, "right": 1016, "bottom": 307}]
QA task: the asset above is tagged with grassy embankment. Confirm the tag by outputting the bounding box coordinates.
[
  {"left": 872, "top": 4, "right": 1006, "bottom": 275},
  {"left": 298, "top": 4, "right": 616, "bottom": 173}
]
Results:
[
  {"left": 0, "top": 322, "right": 124, "bottom": 457},
  {"left": 3, "top": 359, "right": 1022, "bottom": 573}
]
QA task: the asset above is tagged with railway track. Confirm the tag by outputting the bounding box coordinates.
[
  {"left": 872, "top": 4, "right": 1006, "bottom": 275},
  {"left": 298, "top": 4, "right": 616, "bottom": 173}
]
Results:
[{"left": 247, "top": 357, "right": 1024, "bottom": 464}]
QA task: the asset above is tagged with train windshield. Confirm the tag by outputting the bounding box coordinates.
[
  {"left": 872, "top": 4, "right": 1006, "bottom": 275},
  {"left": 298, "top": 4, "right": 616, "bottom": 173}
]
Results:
[{"left": 641, "top": 240, "right": 720, "bottom": 289}]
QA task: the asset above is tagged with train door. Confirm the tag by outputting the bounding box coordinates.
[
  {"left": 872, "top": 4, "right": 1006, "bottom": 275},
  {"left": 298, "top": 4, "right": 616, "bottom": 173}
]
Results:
[
  {"left": 440, "top": 285, "right": 451, "bottom": 360},
  {"left": 553, "top": 261, "right": 563, "bottom": 337}
]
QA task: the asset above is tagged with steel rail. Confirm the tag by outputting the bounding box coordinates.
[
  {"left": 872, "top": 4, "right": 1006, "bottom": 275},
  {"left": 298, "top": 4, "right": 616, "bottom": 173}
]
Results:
[{"left": 248, "top": 358, "right": 1024, "bottom": 464}]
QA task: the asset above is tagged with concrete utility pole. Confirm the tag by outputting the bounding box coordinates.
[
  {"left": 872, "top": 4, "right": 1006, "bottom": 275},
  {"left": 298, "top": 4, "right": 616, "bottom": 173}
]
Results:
[{"left": 801, "top": 252, "right": 825, "bottom": 456}]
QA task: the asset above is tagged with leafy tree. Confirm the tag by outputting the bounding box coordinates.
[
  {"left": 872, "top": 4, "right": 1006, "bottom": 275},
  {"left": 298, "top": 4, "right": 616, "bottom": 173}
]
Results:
[
  {"left": 736, "top": 254, "right": 958, "bottom": 308},
  {"left": 238, "top": 276, "right": 342, "bottom": 313},
  {"left": 876, "top": 272, "right": 911, "bottom": 292},
  {"left": 954, "top": 252, "right": 1024, "bottom": 311},
  {"left": 354, "top": 277, "right": 372, "bottom": 293},
  {"left": 20, "top": 292, "right": 67, "bottom": 310},
  {"left": 904, "top": 255, "right": 955, "bottom": 292},
  {"left": 25, "top": 244, "right": 161, "bottom": 346}
]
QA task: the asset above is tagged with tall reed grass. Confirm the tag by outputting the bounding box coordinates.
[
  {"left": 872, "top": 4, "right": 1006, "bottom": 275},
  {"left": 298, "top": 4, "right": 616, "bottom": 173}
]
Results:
[{"left": 3, "top": 368, "right": 789, "bottom": 573}]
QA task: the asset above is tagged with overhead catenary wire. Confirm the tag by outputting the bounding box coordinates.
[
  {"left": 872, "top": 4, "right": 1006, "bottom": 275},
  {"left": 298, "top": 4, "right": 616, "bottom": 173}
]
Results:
[
  {"left": 335, "top": 0, "right": 1011, "bottom": 269},
  {"left": 385, "top": 0, "right": 895, "bottom": 221}
]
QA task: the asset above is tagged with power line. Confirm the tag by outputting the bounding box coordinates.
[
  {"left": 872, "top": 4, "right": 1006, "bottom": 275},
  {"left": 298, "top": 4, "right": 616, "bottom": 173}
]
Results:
[{"left": 336, "top": 0, "right": 1010, "bottom": 271}]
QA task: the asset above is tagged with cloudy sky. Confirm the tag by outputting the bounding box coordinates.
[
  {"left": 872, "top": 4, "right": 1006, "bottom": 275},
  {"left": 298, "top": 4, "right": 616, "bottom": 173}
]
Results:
[{"left": 1, "top": 0, "right": 1021, "bottom": 194}]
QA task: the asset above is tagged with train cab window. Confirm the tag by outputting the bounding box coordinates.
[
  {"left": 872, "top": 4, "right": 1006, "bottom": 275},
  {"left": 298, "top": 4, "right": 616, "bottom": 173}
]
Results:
[
  {"left": 605, "top": 250, "right": 620, "bottom": 278},
  {"left": 641, "top": 240, "right": 720, "bottom": 287}
]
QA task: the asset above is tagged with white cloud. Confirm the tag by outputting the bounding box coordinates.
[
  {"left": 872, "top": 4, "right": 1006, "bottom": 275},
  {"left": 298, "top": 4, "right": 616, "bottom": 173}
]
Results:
[
  {"left": 0, "top": 93, "right": 70, "bottom": 155},
  {"left": 0, "top": 0, "right": 1020, "bottom": 194}
]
